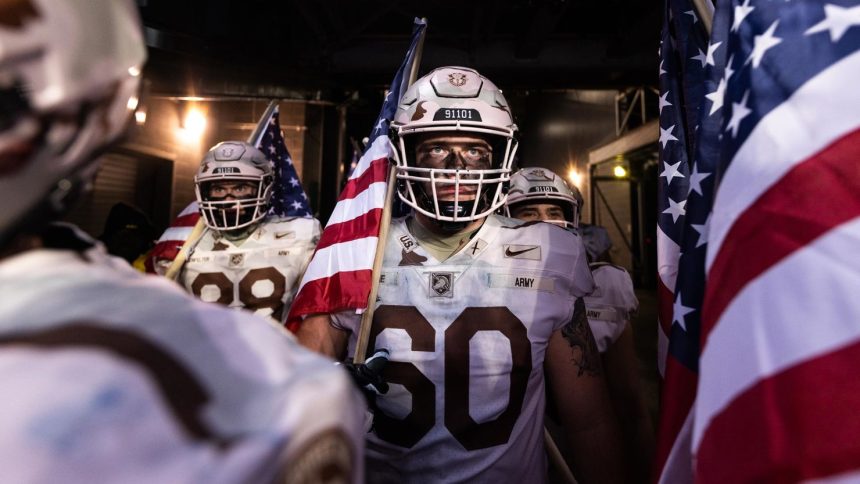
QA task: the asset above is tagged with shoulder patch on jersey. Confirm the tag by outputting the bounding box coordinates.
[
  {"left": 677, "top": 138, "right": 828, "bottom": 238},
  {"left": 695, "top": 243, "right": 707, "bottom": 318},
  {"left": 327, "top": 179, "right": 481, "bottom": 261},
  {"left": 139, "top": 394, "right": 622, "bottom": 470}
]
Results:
[
  {"left": 429, "top": 272, "right": 454, "bottom": 297},
  {"left": 503, "top": 244, "right": 541, "bottom": 260},
  {"left": 488, "top": 273, "right": 555, "bottom": 292},
  {"left": 397, "top": 233, "right": 418, "bottom": 253},
  {"left": 399, "top": 249, "right": 427, "bottom": 266},
  {"left": 586, "top": 306, "right": 627, "bottom": 322}
]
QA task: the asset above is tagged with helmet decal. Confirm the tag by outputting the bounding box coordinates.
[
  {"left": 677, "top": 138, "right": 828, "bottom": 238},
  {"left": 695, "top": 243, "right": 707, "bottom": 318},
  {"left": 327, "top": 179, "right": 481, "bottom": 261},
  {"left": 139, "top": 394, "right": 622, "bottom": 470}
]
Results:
[{"left": 448, "top": 72, "right": 468, "bottom": 87}]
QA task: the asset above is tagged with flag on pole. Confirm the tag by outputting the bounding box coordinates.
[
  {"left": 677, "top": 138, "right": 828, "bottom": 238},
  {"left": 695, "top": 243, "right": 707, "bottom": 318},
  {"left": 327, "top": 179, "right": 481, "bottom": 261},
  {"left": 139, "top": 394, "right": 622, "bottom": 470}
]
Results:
[
  {"left": 262, "top": 107, "right": 312, "bottom": 218},
  {"left": 655, "top": 0, "right": 728, "bottom": 481},
  {"left": 693, "top": 1, "right": 860, "bottom": 482},
  {"left": 285, "top": 18, "right": 427, "bottom": 331},
  {"left": 145, "top": 107, "right": 310, "bottom": 273}
]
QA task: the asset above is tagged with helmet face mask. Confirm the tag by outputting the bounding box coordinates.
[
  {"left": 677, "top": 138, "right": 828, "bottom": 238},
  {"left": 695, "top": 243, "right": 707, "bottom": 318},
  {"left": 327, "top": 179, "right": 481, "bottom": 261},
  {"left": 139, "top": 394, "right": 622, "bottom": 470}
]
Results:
[
  {"left": 390, "top": 66, "right": 519, "bottom": 225},
  {"left": 0, "top": 0, "right": 146, "bottom": 245},
  {"left": 505, "top": 167, "right": 582, "bottom": 230},
  {"left": 194, "top": 141, "right": 273, "bottom": 232}
]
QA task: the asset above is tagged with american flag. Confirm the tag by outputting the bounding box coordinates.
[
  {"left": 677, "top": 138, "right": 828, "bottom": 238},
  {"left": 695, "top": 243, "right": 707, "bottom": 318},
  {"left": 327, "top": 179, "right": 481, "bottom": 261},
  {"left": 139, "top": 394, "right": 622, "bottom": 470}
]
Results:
[
  {"left": 285, "top": 18, "right": 426, "bottom": 331},
  {"left": 694, "top": 0, "right": 860, "bottom": 482},
  {"left": 145, "top": 107, "right": 310, "bottom": 273},
  {"left": 657, "top": 0, "right": 860, "bottom": 482},
  {"left": 260, "top": 106, "right": 312, "bottom": 218},
  {"left": 655, "top": 0, "right": 726, "bottom": 481}
]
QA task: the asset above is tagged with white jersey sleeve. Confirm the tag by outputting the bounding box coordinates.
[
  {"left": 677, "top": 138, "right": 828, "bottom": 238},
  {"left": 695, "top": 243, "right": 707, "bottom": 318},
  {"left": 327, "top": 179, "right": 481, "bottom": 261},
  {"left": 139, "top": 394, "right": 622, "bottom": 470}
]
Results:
[
  {"left": 180, "top": 216, "right": 321, "bottom": 322},
  {"left": 583, "top": 262, "right": 639, "bottom": 353},
  {"left": 0, "top": 242, "right": 364, "bottom": 484}
]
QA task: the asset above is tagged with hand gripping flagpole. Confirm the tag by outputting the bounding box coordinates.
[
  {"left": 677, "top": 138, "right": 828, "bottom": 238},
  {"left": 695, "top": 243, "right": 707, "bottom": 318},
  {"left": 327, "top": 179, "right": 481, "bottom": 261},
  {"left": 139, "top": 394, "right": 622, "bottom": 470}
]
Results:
[
  {"left": 353, "top": 19, "right": 427, "bottom": 365},
  {"left": 164, "top": 100, "right": 279, "bottom": 281}
]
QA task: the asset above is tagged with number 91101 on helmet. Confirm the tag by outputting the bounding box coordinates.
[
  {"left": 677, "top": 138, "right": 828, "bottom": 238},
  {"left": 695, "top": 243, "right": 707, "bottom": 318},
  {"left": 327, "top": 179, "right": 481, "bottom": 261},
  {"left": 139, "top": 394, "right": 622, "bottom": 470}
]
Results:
[{"left": 390, "top": 66, "right": 519, "bottom": 225}]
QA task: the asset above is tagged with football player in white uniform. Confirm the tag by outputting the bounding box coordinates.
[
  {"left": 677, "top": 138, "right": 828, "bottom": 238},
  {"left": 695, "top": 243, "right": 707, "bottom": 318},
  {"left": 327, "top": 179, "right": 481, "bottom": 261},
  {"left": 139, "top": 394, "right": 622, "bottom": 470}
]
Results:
[
  {"left": 0, "top": 1, "right": 364, "bottom": 482},
  {"left": 296, "top": 67, "right": 623, "bottom": 483},
  {"left": 164, "top": 141, "right": 321, "bottom": 323},
  {"left": 506, "top": 167, "right": 654, "bottom": 482}
]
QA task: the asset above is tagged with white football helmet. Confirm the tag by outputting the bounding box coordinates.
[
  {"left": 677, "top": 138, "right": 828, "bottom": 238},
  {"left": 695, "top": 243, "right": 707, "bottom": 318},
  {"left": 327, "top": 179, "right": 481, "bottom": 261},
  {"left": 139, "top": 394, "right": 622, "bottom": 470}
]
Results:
[
  {"left": 0, "top": 0, "right": 146, "bottom": 245},
  {"left": 194, "top": 141, "right": 274, "bottom": 231},
  {"left": 505, "top": 167, "right": 583, "bottom": 229},
  {"left": 390, "top": 66, "right": 518, "bottom": 227}
]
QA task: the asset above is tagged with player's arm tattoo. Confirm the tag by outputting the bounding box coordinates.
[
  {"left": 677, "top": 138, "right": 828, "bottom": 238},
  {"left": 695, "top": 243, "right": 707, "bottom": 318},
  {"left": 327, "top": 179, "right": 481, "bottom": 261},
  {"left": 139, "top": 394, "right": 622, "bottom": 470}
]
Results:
[{"left": 561, "top": 297, "right": 602, "bottom": 377}]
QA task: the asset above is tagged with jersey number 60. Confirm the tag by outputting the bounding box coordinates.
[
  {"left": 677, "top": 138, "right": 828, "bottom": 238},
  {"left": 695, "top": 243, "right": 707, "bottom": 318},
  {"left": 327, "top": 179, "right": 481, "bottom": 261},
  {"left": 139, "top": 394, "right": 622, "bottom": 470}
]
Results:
[{"left": 369, "top": 305, "right": 532, "bottom": 450}]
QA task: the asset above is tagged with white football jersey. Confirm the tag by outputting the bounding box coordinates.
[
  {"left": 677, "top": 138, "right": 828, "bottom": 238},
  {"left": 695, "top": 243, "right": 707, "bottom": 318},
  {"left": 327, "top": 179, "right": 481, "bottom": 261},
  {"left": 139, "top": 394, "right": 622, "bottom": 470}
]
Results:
[
  {"left": 180, "top": 216, "right": 320, "bottom": 322},
  {"left": 0, "top": 240, "right": 364, "bottom": 484},
  {"left": 333, "top": 215, "right": 593, "bottom": 483},
  {"left": 583, "top": 262, "right": 638, "bottom": 353}
]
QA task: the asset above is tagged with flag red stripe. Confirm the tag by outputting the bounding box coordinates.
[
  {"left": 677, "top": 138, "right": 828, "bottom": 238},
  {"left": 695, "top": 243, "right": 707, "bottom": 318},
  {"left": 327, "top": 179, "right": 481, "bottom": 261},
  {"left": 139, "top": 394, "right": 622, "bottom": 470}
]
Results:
[
  {"left": 654, "top": 356, "right": 697, "bottom": 483},
  {"left": 285, "top": 269, "right": 373, "bottom": 332},
  {"left": 170, "top": 212, "right": 200, "bottom": 228},
  {"left": 338, "top": 158, "right": 389, "bottom": 201},
  {"left": 696, "top": 339, "right": 860, "bottom": 483},
  {"left": 702, "top": 128, "right": 860, "bottom": 347},
  {"left": 316, "top": 209, "right": 383, "bottom": 251}
]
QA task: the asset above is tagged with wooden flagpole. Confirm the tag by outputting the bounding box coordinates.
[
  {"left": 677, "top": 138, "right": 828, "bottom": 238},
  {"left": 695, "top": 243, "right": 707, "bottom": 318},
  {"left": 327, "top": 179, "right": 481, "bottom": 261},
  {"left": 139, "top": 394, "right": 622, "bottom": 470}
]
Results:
[
  {"left": 692, "top": 0, "right": 714, "bottom": 35},
  {"left": 353, "top": 19, "right": 427, "bottom": 365},
  {"left": 164, "top": 99, "right": 279, "bottom": 281}
]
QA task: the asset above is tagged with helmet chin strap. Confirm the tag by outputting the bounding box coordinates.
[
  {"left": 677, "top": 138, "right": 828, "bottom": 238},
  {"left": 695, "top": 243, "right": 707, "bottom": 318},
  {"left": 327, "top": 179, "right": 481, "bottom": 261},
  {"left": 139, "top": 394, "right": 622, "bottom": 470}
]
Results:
[
  {"left": 414, "top": 183, "right": 488, "bottom": 233},
  {"left": 434, "top": 200, "right": 475, "bottom": 233}
]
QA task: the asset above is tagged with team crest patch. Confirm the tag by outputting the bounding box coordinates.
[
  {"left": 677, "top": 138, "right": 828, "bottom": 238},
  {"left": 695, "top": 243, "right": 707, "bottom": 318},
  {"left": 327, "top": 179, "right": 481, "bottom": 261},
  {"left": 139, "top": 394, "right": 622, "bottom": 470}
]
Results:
[
  {"left": 430, "top": 272, "right": 454, "bottom": 298},
  {"left": 448, "top": 72, "right": 467, "bottom": 87},
  {"left": 229, "top": 253, "right": 244, "bottom": 266}
]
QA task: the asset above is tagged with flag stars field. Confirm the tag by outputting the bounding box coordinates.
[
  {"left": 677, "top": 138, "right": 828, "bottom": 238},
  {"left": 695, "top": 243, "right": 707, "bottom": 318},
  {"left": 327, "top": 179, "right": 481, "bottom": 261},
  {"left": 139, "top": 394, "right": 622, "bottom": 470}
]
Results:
[
  {"left": 661, "top": 160, "right": 686, "bottom": 186},
  {"left": 660, "top": 124, "right": 680, "bottom": 148},
  {"left": 725, "top": 91, "right": 752, "bottom": 138},
  {"left": 663, "top": 198, "right": 687, "bottom": 223},
  {"left": 672, "top": 292, "right": 696, "bottom": 331},
  {"left": 732, "top": 0, "right": 755, "bottom": 32},
  {"left": 804, "top": 4, "right": 860, "bottom": 42},
  {"left": 746, "top": 20, "right": 782, "bottom": 67},
  {"left": 687, "top": 163, "right": 711, "bottom": 197},
  {"left": 659, "top": 91, "right": 672, "bottom": 114}
]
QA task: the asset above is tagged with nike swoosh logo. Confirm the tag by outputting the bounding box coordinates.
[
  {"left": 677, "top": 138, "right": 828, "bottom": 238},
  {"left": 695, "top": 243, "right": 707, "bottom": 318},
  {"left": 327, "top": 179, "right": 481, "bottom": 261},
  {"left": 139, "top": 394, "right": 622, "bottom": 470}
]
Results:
[
  {"left": 505, "top": 246, "right": 538, "bottom": 257},
  {"left": 274, "top": 232, "right": 294, "bottom": 239}
]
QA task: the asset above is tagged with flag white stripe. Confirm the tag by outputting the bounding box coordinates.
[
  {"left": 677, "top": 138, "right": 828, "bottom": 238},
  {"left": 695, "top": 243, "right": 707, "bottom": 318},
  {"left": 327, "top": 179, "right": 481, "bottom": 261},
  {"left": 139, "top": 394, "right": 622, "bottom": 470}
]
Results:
[
  {"left": 658, "top": 407, "right": 695, "bottom": 484},
  {"left": 694, "top": 217, "right": 860, "bottom": 449},
  {"left": 707, "top": 50, "right": 860, "bottom": 270},
  {"left": 297, "top": 236, "right": 380, "bottom": 289},
  {"left": 326, "top": 182, "right": 388, "bottom": 226},
  {"left": 804, "top": 469, "right": 860, "bottom": 484},
  {"left": 157, "top": 227, "right": 193, "bottom": 243},
  {"left": 349, "top": 136, "right": 392, "bottom": 181},
  {"left": 657, "top": 226, "right": 681, "bottom": 291}
]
